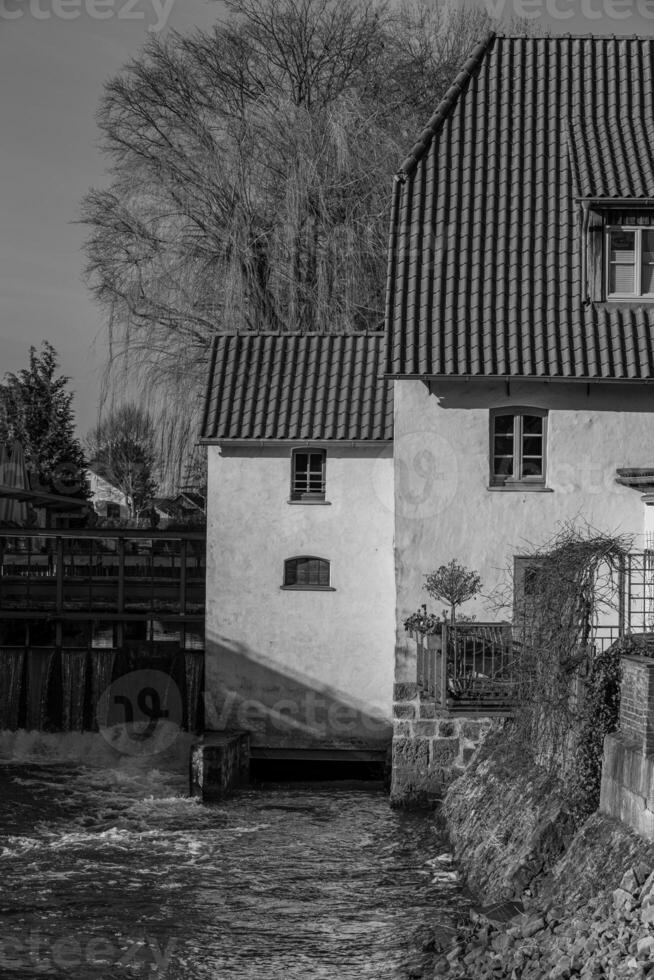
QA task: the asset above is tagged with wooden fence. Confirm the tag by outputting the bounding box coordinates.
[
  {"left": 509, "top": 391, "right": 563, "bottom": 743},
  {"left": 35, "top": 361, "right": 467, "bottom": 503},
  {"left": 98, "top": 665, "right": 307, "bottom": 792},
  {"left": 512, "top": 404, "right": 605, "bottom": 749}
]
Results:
[{"left": 0, "top": 528, "right": 205, "bottom": 652}]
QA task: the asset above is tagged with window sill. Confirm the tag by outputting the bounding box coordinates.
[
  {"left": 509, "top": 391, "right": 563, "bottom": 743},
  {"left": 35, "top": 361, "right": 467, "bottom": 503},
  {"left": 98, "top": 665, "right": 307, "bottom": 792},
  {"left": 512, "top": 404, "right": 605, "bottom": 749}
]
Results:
[
  {"left": 487, "top": 485, "right": 553, "bottom": 493},
  {"left": 603, "top": 298, "right": 654, "bottom": 306},
  {"left": 280, "top": 585, "right": 336, "bottom": 591},
  {"left": 287, "top": 499, "right": 331, "bottom": 505}
]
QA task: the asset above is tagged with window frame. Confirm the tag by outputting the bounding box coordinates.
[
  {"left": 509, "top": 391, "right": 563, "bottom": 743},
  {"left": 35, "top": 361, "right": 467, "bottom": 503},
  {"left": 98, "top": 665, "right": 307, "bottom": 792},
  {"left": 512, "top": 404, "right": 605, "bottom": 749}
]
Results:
[
  {"left": 606, "top": 224, "right": 654, "bottom": 300},
  {"left": 289, "top": 448, "right": 327, "bottom": 503},
  {"left": 489, "top": 407, "right": 548, "bottom": 489},
  {"left": 280, "top": 555, "right": 335, "bottom": 591}
]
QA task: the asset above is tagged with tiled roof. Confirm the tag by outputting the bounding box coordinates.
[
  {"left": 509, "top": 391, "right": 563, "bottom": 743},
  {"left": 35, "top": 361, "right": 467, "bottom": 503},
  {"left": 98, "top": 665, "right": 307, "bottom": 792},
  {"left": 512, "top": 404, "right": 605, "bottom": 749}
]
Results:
[
  {"left": 201, "top": 333, "right": 392, "bottom": 441},
  {"left": 386, "top": 34, "right": 654, "bottom": 379},
  {"left": 567, "top": 114, "right": 654, "bottom": 201}
]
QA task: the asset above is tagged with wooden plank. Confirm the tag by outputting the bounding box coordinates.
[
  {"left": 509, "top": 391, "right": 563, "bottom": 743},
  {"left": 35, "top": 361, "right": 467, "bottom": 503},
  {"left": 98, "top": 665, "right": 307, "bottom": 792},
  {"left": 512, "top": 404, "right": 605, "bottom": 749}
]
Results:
[{"left": 0, "top": 528, "right": 205, "bottom": 540}]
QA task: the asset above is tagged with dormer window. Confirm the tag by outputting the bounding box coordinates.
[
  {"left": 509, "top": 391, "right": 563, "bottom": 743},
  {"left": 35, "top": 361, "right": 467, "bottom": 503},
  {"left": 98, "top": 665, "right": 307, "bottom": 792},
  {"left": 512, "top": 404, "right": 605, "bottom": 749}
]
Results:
[{"left": 607, "top": 226, "right": 654, "bottom": 298}]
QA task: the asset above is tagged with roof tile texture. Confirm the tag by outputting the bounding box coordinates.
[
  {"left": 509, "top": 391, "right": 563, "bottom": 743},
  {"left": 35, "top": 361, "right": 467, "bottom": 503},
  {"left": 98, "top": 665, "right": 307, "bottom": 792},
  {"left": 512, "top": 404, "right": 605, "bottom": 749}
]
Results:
[
  {"left": 201, "top": 333, "right": 392, "bottom": 441},
  {"left": 385, "top": 35, "right": 654, "bottom": 379}
]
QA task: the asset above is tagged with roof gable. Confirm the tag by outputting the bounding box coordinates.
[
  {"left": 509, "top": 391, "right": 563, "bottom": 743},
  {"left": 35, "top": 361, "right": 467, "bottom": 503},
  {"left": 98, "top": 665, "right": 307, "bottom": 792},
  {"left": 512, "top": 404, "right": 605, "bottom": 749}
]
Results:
[
  {"left": 201, "top": 333, "right": 392, "bottom": 442},
  {"left": 386, "top": 35, "right": 654, "bottom": 380}
]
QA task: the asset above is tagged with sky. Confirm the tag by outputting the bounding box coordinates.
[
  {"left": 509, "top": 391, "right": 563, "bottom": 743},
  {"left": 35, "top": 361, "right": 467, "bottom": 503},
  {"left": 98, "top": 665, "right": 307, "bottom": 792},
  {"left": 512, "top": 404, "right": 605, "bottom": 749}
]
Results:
[{"left": 2, "top": 0, "right": 654, "bottom": 437}]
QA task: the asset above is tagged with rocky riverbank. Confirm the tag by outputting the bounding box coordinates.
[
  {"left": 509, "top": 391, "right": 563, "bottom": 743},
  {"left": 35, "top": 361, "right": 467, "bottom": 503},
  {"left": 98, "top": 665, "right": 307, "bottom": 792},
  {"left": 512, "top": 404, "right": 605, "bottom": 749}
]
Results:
[{"left": 431, "top": 734, "right": 654, "bottom": 978}]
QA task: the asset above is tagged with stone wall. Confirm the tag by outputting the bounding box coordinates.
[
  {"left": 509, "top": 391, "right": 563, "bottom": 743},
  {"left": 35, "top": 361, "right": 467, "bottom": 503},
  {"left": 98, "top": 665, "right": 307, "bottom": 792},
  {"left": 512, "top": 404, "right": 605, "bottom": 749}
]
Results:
[
  {"left": 600, "top": 655, "right": 654, "bottom": 840},
  {"left": 442, "top": 737, "right": 575, "bottom": 902},
  {"left": 440, "top": 812, "right": 654, "bottom": 980},
  {"left": 390, "top": 681, "right": 499, "bottom": 806}
]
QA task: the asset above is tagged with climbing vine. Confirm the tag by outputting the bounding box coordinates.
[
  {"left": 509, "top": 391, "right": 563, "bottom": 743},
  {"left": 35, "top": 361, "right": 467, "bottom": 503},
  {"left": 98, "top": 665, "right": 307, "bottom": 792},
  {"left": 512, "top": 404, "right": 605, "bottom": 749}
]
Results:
[
  {"left": 568, "top": 642, "right": 623, "bottom": 823},
  {"left": 508, "top": 523, "right": 630, "bottom": 807}
]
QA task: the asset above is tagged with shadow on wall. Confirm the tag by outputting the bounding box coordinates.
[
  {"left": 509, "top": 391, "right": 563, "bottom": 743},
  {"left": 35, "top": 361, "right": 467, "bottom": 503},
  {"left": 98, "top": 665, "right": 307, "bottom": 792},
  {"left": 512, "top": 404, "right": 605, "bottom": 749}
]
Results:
[{"left": 204, "top": 630, "right": 392, "bottom": 751}]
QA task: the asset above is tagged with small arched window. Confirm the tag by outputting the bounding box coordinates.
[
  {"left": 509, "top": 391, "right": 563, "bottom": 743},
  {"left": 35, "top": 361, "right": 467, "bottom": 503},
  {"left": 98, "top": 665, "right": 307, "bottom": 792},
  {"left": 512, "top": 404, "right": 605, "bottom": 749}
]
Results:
[{"left": 282, "top": 556, "right": 332, "bottom": 590}]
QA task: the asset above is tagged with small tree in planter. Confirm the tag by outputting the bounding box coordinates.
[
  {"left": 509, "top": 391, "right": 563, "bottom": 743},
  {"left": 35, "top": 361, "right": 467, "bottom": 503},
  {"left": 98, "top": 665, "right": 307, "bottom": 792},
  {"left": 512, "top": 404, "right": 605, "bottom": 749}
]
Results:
[{"left": 424, "top": 559, "right": 482, "bottom": 624}]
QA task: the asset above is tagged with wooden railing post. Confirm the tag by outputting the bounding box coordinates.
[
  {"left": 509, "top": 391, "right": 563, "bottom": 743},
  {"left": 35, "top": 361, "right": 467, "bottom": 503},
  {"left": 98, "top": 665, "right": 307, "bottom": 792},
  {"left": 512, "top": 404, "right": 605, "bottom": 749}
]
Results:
[
  {"left": 55, "top": 535, "right": 63, "bottom": 649},
  {"left": 117, "top": 537, "right": 125, "bottom": 650}
]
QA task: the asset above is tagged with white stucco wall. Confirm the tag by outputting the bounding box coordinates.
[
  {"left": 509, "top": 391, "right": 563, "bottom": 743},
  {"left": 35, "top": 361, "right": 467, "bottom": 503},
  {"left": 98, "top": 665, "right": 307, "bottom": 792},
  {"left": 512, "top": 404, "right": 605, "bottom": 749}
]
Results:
[
  {"left": 394, "top": 379, "right": 654, "bottom": 679},
  {"left": 205, "top": 443, "right": 395, "bottom": 750}
]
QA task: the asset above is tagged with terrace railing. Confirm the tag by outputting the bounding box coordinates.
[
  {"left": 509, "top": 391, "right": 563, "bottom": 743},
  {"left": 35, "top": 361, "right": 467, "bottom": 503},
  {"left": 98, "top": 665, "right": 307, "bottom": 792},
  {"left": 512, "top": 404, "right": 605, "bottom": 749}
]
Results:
[{"left": 414, "top": 622, "right": 520, "bottom": 712}]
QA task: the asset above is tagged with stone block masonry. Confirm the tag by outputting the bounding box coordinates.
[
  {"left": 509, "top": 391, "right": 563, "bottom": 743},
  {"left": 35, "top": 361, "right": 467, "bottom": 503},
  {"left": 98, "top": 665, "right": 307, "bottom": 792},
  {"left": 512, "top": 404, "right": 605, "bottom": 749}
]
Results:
[
  {"left": 389, "top": 682, "right": 499, "bottom": 807},
  {"left": 601, "top": 656, "right": 654, "bottom": 840}
]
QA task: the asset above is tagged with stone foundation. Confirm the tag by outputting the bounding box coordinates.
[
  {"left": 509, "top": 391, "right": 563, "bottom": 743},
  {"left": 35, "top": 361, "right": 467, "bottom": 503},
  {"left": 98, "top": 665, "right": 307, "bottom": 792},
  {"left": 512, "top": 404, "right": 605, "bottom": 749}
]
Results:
[
  {"left": 189, "top": 730, "right": 250, "bottom": 801},
  {"left": 600, "top": 655, "right": 654, "bottom": 840},
  {"left": 390, "top": 682, "right": 499, "bottom": 807},
  {"left": 600, "top": 733, "right": 654, "bottom": 839}
]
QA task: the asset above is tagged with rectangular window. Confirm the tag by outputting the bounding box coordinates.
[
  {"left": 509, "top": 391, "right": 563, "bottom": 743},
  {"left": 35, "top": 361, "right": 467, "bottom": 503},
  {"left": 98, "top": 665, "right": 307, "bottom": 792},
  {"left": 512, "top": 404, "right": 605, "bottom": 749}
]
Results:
[
  {"left": 490, "top": 410, "right": 547, "bottom": 487},
  {"left": 607, "top": 226, "right": 654, "bottom": 298},
  {"left": 291, "top": 450, "right": 326, "bottom": 501}
]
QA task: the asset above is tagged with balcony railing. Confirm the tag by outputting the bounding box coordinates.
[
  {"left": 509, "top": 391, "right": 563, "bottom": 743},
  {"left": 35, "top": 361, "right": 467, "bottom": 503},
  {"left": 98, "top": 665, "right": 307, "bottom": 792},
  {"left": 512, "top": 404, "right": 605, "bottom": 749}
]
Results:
[
  {"left": 413, "top": 620, "right": 630, "bottom": 712},
  {"left": 414, "top": 622, "right": 519, "bottom": 711}
]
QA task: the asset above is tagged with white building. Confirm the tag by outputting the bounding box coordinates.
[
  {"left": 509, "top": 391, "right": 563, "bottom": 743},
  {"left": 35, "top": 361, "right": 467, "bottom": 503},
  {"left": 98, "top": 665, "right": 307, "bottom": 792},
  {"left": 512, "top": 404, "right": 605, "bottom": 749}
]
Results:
[
  {"left": 86, "top": 468, "right": 130, "bottom": 522},
  {"left": 200, "top": 333, "right": 395, "bottom": 755}
]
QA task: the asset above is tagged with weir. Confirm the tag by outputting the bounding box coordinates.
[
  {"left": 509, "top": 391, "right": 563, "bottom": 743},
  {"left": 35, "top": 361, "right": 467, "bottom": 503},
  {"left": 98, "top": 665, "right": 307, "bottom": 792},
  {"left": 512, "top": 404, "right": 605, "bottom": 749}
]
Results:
[{"left": 0, "top": 646, "right": 204, "bottom": 734}]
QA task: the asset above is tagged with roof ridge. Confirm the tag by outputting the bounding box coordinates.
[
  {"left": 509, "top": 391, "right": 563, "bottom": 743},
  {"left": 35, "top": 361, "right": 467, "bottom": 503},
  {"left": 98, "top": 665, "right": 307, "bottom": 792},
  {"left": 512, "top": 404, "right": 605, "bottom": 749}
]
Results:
[
  {"left": 396, "top": 31, "right": 496, "bottom": 182},
  {"left": 213, "top": 331, "right": 386, "bottom": 339},
  {"left": 495, "top": 32, "right": 654, "bottom": 40}
]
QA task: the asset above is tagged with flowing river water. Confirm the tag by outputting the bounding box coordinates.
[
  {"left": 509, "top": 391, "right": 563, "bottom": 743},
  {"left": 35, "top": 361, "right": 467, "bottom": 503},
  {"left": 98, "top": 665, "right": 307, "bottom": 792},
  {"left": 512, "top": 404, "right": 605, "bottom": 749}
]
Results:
[{"left": 0, "top": 761, "right": 470, "bottom": 979}]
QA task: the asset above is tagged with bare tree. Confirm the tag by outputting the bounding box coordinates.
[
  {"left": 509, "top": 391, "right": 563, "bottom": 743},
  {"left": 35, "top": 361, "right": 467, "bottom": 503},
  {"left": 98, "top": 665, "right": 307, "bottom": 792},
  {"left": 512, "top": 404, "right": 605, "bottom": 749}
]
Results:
[
  {"left": 87, "top": 404, "right": 159, "bottom": 520},
  {"left": 81, "top": 0, "right": 496, "bottom": 482}
]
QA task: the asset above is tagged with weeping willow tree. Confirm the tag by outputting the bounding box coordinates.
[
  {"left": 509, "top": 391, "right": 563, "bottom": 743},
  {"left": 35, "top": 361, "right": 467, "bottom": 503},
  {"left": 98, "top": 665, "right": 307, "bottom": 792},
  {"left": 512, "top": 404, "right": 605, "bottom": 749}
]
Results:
[{"left": 81, "top": 0, "right": 498, "bottom": 484}]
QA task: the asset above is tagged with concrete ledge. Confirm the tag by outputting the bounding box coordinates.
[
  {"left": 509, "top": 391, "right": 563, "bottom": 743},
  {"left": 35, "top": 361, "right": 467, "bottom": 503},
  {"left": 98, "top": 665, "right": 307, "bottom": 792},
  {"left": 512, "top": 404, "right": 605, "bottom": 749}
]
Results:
[{"left": 189, "top": 730, "right": 250, "bottom": 802}]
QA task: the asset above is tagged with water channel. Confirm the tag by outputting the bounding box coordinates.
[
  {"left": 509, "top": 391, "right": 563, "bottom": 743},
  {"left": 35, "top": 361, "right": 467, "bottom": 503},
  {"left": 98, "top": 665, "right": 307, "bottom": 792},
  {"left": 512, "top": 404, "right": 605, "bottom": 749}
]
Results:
[{"left": 0, "top": 760, "right": 470, "bottom": 979}]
